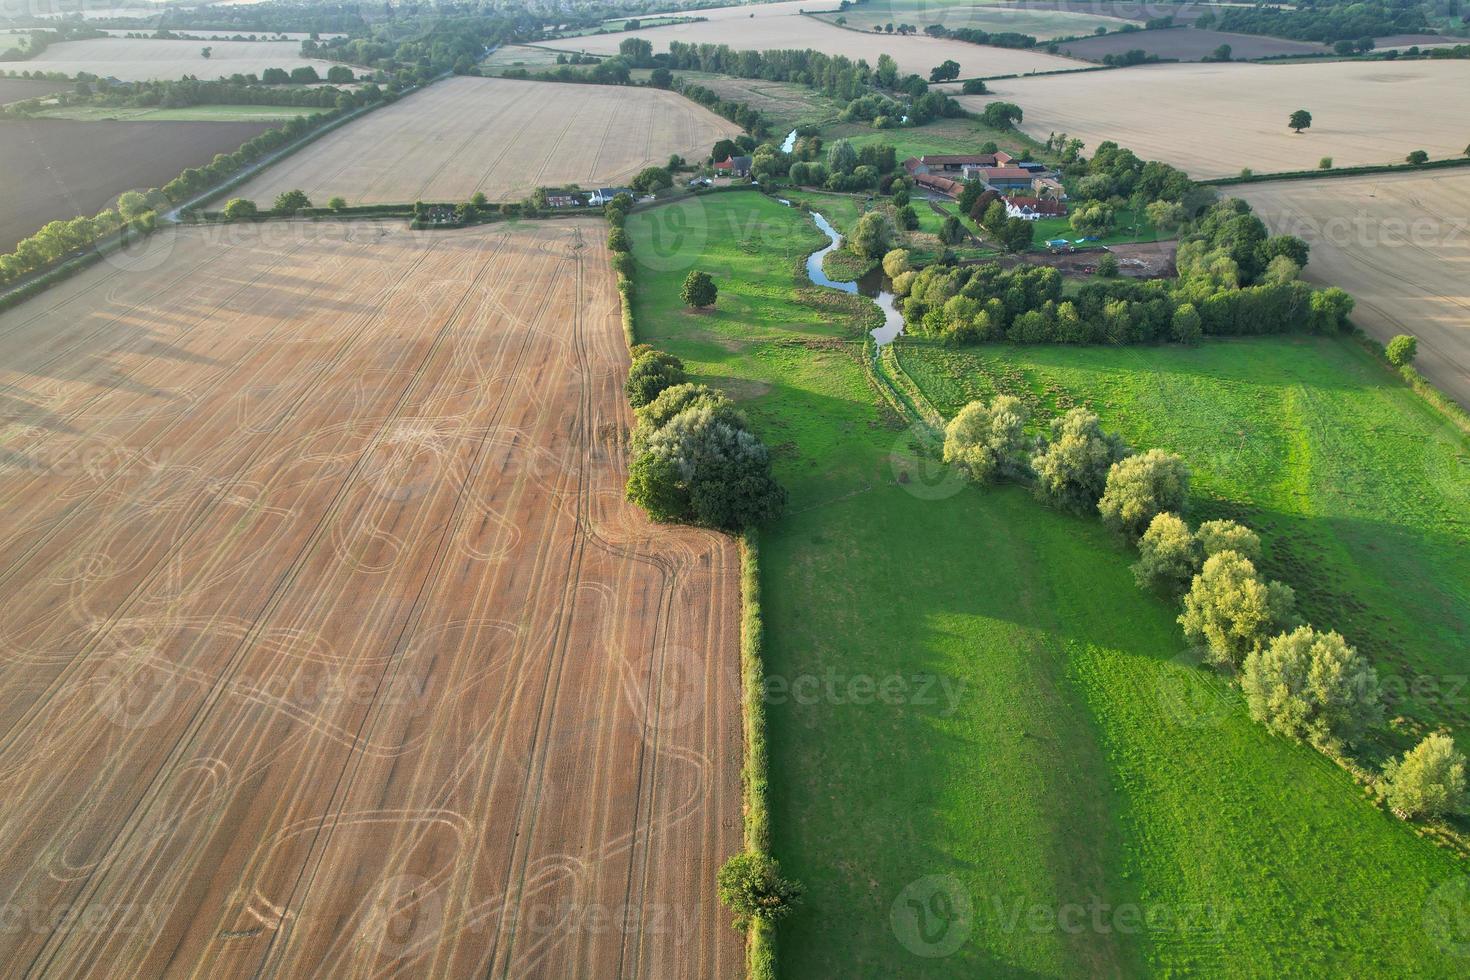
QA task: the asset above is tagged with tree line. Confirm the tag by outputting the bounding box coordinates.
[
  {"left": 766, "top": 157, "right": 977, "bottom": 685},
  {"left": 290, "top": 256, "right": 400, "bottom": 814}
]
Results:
[{"left": 941, "top": 397, "right": 1467, "bottom": 822}]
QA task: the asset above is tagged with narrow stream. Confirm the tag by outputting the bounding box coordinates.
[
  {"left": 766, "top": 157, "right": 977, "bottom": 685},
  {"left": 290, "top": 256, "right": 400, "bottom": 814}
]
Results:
[
  {"left": 790, "top": 206, "right": 905, "bottom": 346},
  {"left": 780, "top": 129, "right": 798, "bottom": 153}
]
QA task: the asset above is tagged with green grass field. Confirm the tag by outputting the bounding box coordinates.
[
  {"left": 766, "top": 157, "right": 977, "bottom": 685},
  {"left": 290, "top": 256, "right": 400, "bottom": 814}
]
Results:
[
  {"left": 28, "top": 104, "right": 331, "bottom": 123},
  {"left": 625, "top": 191, "right": 1470, "bottom": 977}
]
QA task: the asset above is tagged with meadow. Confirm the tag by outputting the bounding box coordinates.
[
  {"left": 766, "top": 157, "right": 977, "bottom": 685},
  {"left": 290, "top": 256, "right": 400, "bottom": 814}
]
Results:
[
  {"left": 626, "top": 190, "right": 1470, "bottom": 977},
  {"left": 24, "top": 36, "right": 336, "bottom": 82},
  {"left": 26, "top": 103, "right": 331, "bottom": 122},
  {"left": 814, "top": 0, "right": 1128, "bottom": 40}
]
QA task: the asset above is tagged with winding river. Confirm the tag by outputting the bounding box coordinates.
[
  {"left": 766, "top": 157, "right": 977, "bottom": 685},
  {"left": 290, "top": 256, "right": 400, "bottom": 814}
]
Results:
[{"left": 789, "top": 205, "right": 905, "bottom": 346}]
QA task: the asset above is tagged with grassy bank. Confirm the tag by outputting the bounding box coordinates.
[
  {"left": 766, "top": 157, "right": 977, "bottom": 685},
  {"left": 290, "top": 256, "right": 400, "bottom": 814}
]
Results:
[{"left": 626, "top": 192, "right": 1470, "bottom": 977}]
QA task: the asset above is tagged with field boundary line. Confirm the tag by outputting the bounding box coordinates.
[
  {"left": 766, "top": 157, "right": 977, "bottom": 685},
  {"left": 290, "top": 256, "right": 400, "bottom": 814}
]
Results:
[
  {"left": 1206, "top": 156, "right": 1470, "bottom": 186},
  {"left": 738, "top": 529, "right": 777, "bottom": 980}
]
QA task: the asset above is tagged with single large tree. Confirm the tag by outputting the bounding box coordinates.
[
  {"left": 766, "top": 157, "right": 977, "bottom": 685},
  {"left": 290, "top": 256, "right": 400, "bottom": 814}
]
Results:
[
  {"left": 942, "top": 395, "right": 1030, "bottom": 484},
  {"left": 1098, "top": 449, "right": 1190, "bottom": 540},
  {"left": 1289, "top": 109, "right": 1312, "bottom": 134},
  {"left": 1241, "top": 626, "right": 1382, "bottom": 752},
  {"left": 681, "top": 270, "right": 718, "bottom": 309},
  {"left": 1031, "top": 408, "right": 1130, "bottom": 514},
  {"left": 1179, "top": 551, "right": 1298, "bottom": 668},
  {"left": 1382, "top": 734, "right": 1468, "bottom": 820},
  {"left": 272, "top": 189, "right": 311, "bottom": 214}
]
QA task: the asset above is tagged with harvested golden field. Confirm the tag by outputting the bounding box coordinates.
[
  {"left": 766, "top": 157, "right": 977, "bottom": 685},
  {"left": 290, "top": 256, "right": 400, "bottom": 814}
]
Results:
[
  {"left": 25, "top": 36, "right": 336, "bottom": 82},
  {"left": 233, "top": 76, "right": 742, "bottom": 205},
  {"left": 534, "top": 11, "right": 1084, "bottom": 80},
  {"left": 0, "top": 219, "right": 741, "bottom": 978},
  {"left": 966, "top": 60, "right": 1470, "bottom": 178},
  {"left": 1237, "top": 170, "right": 1470, "bottom": 408}
]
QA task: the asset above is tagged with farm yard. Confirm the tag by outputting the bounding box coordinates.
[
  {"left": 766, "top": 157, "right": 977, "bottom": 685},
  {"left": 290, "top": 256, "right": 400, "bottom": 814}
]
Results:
[
  {"left": 231, "top": 76, "right": 742, "bottom": 205},
  {"left": 967, "top": 60, "right": 1470, "bottom": 177},
  {"left": 22, "top": 36, "right": 337, "bottom": 82},
  {"left": 0, "top": 218, "right": 741, "bottom": 978},
  {"left": 1237, "top": 170, "right": 1470, "bottom": 409},
  {"left": 530, "top": 11, "right": 1086, "bottom": 80},
  {"left": 0, "top": 117, "right": 276, "bottom": 252}
]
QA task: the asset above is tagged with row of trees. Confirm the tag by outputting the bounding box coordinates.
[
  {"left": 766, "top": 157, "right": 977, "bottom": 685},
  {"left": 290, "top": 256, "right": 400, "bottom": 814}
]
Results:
[{"left": 943, "top": 396, "right": 1467, "bottom": 820}]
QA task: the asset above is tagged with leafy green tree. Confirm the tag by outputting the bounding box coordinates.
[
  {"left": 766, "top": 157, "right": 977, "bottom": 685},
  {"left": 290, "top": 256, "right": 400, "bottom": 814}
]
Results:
[
  {"left": 650, "top": 67, "right": 672, "bottom": 88},
  {"left": 1098, "top": 449, "right": 1190, "bottom": 539},
  {"left": 1171, "top": 302, "right": 1202, "bottom": 344},
  {"left": 1070, "top": 202, "right": 1114, "bottom": 237},
  {"left": 289, "top": 66, "right": 320, "bottom": 84},
  {"left": 272, "top": 189, "right": 311, "bottom": 214},
  {"left": 827, "top": 138, "right": 858, "bottom": 175},
  {"left": 939, "top": 214, "right": 966, "bottom": 246},
  {"left": 222, "top": 198, "right": 258, "bottom": 219},
  {"left": 711, "top": 138, "right": 738, "bottom": 164},
  {"left": 327, "top": 196, "right": 347, "bottom": 210},
  {"left": 1385, "top": 334, "right": 1418, "bottom": 366},
  {"left": 1318, "top": 156, "right": 1333, "bottom": 170},
  {"left": 681, "top": 270, "right": 718, "bottom": 308},
  {"left": 942, "top": 395, "right": 1030, "bottom": 484},
  {"left": 1179, "top": 551, "right": 1298, "bottom": 668},
  {"left": 326, "top": 65, "right": 354, "bottom": 84},
  {"left": 717, "top": 853, "right": 802, "bottom": 930},
  {"left": 848, "top": 211, "right": 894, "bottom": 260},
  {"left": 895, "top": 205, "right": 919, "bottom": 231},
  {"left": 631, "top": 383, "right": 730, "bottom": 453},
  {"left": 882, "top": 248, "right": 912, "bottom": 279},
  {"left": 1031, "top": 408, "right": 1130, "bottom": 514},
  {"left": 1195, "top": 519, "right": 1261, "bottom": 563},
  {"left": 875, "top": 53, "right": 898, "bottom": 88},
  {"left": 1133, "top": 512, "right": 1199, "bottom": 594},
  {"left": 625, "top": 350, "right": 686, "bottom": 408},
  {"left": 929, "top": 59, "right": 960, "bottom": 82},
  {"left": 627, "top": 402, "right": 786, "bottom": 530},
  {"left": 980, "top": 101, "right": 1023, "bottom": 129},
  {"left": 608, "top": 228, "right": 631, "bottom": 253},
  {"left": 961, "top": 78, "right": 988, "bottom": 95},
  {"left": 1381, "top": 734, "right": 1468, "bottom": 820},
  {"left": 631, "top": 166, "right": 673, "bottom": 193},
  {"left": 1241, "top": 626, "right": 1382, "bottom": 752},
  {"left": 619, "top": 36, "right": 654, "bottom": 65},
  {"left": 116, "top": 191, "right": 150, "bottom": 220},
  {"left": 1406, "top": 149, "right": 1429, "bottom": 165},
  {"left": 1095, "top": 253, "right": 1119, "bottom": 278},
  {"left": 1289, "top": 109, "right": 1312, "bottom": 133},
  {"left": 998, "top": 217, "right": 1034, "bottom": 253}
]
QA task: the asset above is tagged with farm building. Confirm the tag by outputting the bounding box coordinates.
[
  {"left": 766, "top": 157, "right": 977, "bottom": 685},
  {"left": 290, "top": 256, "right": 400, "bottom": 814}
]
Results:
[
  {"left": 1004, "top": 196, "right": 1067, "bottom": 220},
  {"left": 972, "top": 167, "right": 1037, "bottom": 193},
  {"left": 904, "top": 152, "right": 1013, "bottom": 176},
  {"left": 588, "top": 187, "right": 634, "bottom": 205},
  {"left": 714, "top": 155, "right": 752, "bottom": 177},
  {"left": 912, "top": 172, "right": 964, "bottom": 197}
]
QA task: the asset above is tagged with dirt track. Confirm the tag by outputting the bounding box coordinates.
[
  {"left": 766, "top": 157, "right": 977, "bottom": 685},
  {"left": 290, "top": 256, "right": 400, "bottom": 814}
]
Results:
[{"left": 0, "top": 219, "right": 741, "bottom": 977}]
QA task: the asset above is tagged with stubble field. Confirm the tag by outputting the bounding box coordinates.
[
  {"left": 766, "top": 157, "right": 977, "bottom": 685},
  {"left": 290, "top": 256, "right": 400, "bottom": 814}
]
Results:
[
  {"left": 24, "top": 36, "right": 336, "bottom": 82},
  {"left": 533, "top": 11, "right": 1084, "bottom": 81},
  {"left": 1236, "top": 169, "right": 1470, "bottom": 408},
  {"left": 967, "top": 60, "right": 1470, "bottom": 177},
  {"left": 231, "top": 76, "right": 743, "bottom": 205},
  {"left": 0, "top": 219, "right": 741, "bottom": 978}
]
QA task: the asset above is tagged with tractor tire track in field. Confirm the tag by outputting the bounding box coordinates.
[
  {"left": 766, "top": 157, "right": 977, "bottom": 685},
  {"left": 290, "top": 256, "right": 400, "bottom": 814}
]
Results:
[{"left": 0, "top": 220, "right": 741, "bottom": 978}]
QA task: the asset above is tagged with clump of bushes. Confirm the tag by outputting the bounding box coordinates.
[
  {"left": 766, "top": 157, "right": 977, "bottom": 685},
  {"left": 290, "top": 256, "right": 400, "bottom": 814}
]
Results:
[
  {"left": 717, "top": 852, "right": 802, "bottom": 931},
  {"left": 1241, "top": 626, "right": 1381, "bottom": 752},
  {"left": 625, "top": 348, "right": 685, "bottom": 408},
  {"left": 624, "top": 378, "right": 786, "bottom": 531},
  {"left": 941, "top": 395, "right": 1030, "bottom": 483},
  {"left": 1380, "top": 734, "right": 1468, "bottom": 820},
  {"left": 1385, "top": 333, "right": 1417, "bottom": 366},
  {"left": 1030, "top": 408, "right": 1130, "bottom": 514}
]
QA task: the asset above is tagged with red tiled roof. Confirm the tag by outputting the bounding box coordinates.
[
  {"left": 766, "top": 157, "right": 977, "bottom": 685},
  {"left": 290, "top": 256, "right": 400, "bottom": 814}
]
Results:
[
  {"left": 914, "top": 173, "right": 962, "bottom": 196},
  {"left": 980, "top": 167, "right": 1036, "bottom": 180}
]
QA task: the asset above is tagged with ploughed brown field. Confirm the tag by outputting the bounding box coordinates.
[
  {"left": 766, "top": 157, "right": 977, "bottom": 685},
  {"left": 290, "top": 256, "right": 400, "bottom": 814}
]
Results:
[
  {"left": 1055, "top": 27, "right": 1324, "bottom": 62},
  {"left": 0, "top": 117, "right": 274, "bottom": 253},
  {"left": 0, "top": 77, "right": 69, "bottom": 104},
  {"left": 232, "top": 76, "right": 743, "bottom": 205},
  {"left": 1236, "top": 170, "right": 1470, "bottom": 409},
  {"left": 967, "top": 60, "right": 1470, "bottom": 178},
  {"left": 0, "top": 219, "right": 741, "bottom": 978}
]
